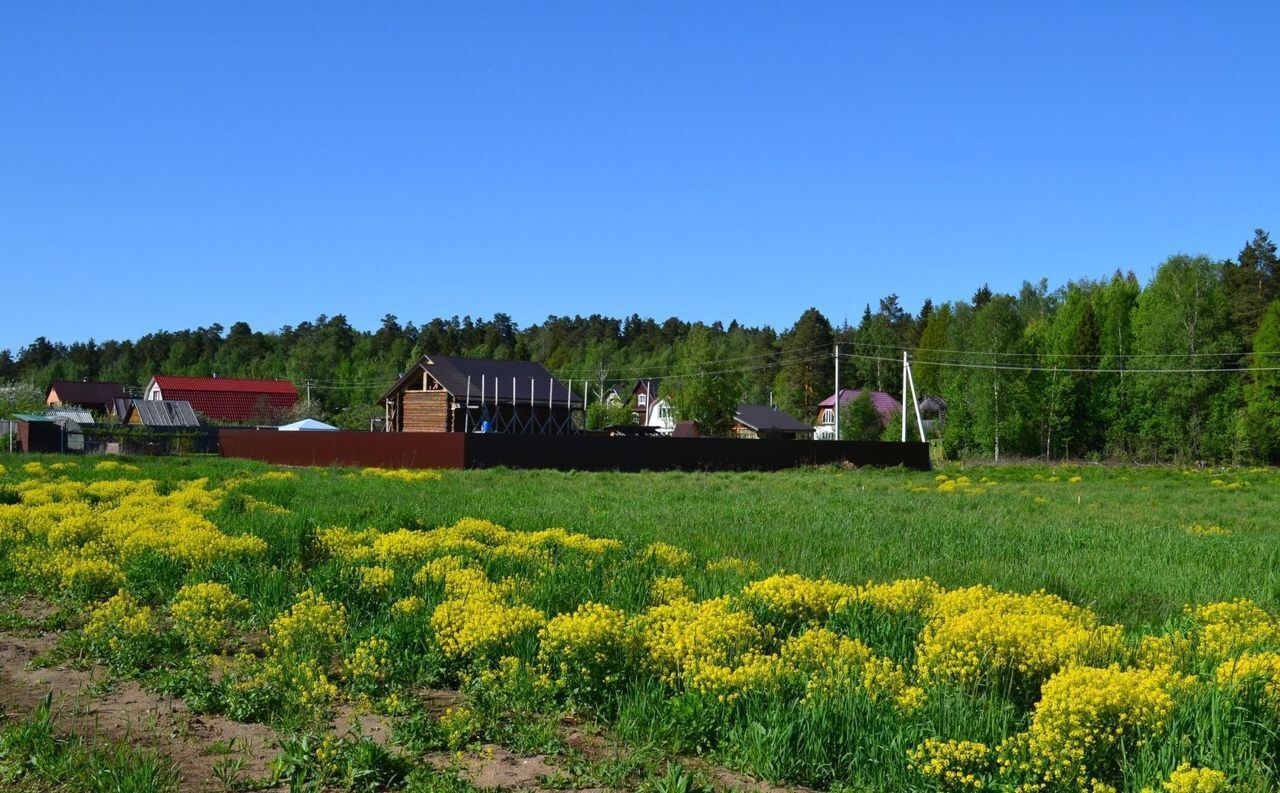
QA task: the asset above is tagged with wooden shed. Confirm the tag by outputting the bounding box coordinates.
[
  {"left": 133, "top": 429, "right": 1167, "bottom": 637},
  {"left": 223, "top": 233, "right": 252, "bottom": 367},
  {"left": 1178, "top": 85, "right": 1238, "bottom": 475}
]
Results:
[{"left": 379, "top": 355, "right": 583, "bottom": 434}]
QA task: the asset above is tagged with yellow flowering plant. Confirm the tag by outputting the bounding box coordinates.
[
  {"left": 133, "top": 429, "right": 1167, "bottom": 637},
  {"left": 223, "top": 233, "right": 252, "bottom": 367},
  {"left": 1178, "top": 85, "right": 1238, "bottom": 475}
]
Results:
[{"left": 169, "top": 581, "right": 252, "bottom": 652}]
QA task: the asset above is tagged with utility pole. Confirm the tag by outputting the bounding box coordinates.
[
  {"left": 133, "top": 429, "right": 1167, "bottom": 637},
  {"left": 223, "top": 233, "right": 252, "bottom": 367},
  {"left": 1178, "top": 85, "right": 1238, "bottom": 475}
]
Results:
[
  {"left": 901, "top": 352, "right": 908, "bottom": 442},
  {"left": 833, "top": 343, "right": 840, "bottom": 441},
  {"left": 305, "top": 380, "right": 312, "bottom": 413}
]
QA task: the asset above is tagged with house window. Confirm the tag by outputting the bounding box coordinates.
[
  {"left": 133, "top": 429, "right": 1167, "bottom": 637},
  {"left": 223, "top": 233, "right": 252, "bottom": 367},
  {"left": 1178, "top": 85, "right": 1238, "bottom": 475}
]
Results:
[
  {"left": 658, "top": 404, "right": 671, "bottom": 420},
  {"left": 637, "top": 393, "right": 647, "bottom": 407},
  {"left": 820, "top": 408, "right": 834, "bottom": 424}
]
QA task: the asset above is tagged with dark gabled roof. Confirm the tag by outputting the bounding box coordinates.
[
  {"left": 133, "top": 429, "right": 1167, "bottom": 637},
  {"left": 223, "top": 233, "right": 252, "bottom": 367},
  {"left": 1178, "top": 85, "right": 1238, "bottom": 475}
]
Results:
[
  {"left": 632, "top": 378, "right": 661, "bottom": 397},
  {"left": 734, "top": 404, "right": 815, "bottom": 434},
  {"left": 125, "top": 399, "right": 201, "bottom": 428},
  {"left": 46, "top": 380, "right": 127, "bottom": 407},
  {"left": 379, "top": 355, "right": 583, "bottom": 407}
]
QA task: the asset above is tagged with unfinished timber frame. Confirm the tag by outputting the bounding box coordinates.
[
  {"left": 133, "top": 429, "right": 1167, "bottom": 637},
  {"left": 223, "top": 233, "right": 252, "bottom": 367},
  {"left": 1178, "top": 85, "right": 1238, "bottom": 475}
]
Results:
[{"left": 379, "top": 355, "right": 584, "bottom": 435}]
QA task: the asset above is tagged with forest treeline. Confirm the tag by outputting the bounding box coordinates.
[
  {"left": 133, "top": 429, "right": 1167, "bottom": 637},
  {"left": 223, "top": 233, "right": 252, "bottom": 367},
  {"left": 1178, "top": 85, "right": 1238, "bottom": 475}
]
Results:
[{"left": 4, "top": 229, "right": 1280, "bottom": 463}]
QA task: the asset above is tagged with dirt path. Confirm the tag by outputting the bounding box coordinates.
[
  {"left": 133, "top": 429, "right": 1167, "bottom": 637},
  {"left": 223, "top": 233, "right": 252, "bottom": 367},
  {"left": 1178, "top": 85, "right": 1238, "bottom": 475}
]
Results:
[{"left": 0, "top": 631, "right": 281, "bottom": 792}]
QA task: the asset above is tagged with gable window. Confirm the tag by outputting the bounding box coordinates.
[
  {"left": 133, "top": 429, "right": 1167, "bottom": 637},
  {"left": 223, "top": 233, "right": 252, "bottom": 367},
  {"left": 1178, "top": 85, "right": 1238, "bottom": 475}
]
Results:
[
  {"left": 637, "top": 393, "right": 648, "bottom": 407},
  {"left": 820, "top": 408, "right": 834, "bottom": 424},
  {"left": 658, "top": 404, "right": 672, "bottom": 420}
]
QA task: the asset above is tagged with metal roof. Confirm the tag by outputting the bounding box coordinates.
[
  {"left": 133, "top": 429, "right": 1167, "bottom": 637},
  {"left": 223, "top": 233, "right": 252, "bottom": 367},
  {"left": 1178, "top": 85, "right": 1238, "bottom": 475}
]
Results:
[
  {"left": 149, "top": 375, "right": 298, "bottom": 395},
  {"left": 817, "top": 389, "right": 903, "bottom": 415},
  {"left": 279, "top": 418, "right": 339, "bottom": 431},
  {"left": 46, "top": 380, "right": 128, "bottom": 406},
  {"left": 733, "top": 404, "right": 815, "bottom": 434},
  {"left": 47, "top": 408, "right": 95, "bottom": 424},
  {"left": 147, "top": 376, "right": 297, "bottom": 422},
  {"left": 125, "top": 399, "right": 201, "bottom": 427},
  {"left": 380, "top": 355, "right": 583, "bottom": 407},
  {"left": 12, "top": 413, "right": 53, "bottom": 422}
]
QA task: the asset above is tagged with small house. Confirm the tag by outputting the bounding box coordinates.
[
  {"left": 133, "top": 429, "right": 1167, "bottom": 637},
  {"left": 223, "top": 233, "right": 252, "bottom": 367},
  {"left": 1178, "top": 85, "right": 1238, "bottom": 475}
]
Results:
[
  {"left": 45, "top": 380, "right": 128, "bottom": 417},
  {"left": 814, "top": 389, "right": 902, "bottom": 440},
  {"left": 144, "top": 375, "right": 298, "bottom": 423},
  {"left": 379, "top": 355, "right": 583, "bottom": 434},
  {"left": 631, "top": 378, "right": 662, "bottom": 425},
  {"left": 122, "top": 399, "right": 201, "bottom": 429},
  {"left": 732, "top": 404, "right": 815, "bottom": 440},
  {"left": 645, "top": 396, "right": 677, "bottom": 435}
]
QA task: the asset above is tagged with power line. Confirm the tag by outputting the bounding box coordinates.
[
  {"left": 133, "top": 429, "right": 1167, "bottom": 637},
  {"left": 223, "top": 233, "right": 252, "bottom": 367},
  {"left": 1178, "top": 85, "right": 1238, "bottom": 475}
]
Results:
[
  {"left": 844, "top": 338, "right": 1261, "bottom": 361},
  {"left": 840, "top": 350, "right": 1280, "bottom": 375}
]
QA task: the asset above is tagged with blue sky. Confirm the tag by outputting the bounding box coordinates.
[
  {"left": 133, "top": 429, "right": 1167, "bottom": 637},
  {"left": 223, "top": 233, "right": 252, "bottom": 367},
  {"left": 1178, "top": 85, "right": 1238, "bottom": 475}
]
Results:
[{"left": 3, "top": 3, "right": 1279, "bottom": 353}]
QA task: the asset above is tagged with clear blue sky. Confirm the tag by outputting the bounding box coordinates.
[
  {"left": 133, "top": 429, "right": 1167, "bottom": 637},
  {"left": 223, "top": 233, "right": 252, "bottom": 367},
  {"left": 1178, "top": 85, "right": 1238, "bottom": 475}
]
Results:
[{"left": 3, "top": 3, "right": 1279, "bottom": 353}]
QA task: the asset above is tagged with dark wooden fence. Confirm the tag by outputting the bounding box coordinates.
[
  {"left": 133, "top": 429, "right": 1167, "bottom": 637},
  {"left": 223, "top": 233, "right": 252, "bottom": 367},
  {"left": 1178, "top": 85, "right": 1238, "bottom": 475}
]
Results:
[{"left": 219, "top": 430, "right": 929, "bottom": 472}]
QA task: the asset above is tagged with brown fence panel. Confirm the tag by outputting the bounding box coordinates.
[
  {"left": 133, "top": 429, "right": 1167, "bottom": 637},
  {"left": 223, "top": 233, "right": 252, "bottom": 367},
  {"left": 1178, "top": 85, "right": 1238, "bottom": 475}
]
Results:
[
  {"left": 463, "top": 434, "right": 931, "bottom": 472},
  {"left": 219, "top": 430, "right": 466, "bottom": 469}
]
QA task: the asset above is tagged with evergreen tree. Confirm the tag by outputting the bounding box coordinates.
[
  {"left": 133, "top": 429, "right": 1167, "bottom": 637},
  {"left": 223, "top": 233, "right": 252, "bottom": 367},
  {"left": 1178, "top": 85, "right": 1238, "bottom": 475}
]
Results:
[{"left": 773, "top": 308, "right": 834, "bottom": 419}]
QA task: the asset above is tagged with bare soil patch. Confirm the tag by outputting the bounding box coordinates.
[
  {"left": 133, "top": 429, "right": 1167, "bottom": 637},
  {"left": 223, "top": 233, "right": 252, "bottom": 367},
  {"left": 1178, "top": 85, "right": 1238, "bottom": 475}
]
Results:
[{"left": 0, "top": 631, "right": 280, "bottom": 792}]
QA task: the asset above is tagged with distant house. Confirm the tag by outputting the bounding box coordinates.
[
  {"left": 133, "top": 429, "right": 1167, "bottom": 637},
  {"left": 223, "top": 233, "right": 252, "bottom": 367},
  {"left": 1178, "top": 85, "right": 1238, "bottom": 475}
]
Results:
[
  {"left": 646, "top": 396, "right": 677, "bottom": 435},
  {"left": 45, "top": 380, "right": 128, "bottom": 417},
  {"left": 917, "top": 395, "right": 947, "bottom": 437},
  {"left": 732, "top": 404, "right": 815, "bottom": 440},
  {"left": 144, "top": 375, "right": 298, "bottom": 423},
  {"left": 122, "top": 399, "right": 201, "bottom": 429},
  {"left": 631, "top": 378, "right": 662, "bottom": 426},
  {"left": 814, "top": 389, "right": 902, "bottom": 440},
  {"left": 379, "top": 355, "right": 582, "bottom": 434}
]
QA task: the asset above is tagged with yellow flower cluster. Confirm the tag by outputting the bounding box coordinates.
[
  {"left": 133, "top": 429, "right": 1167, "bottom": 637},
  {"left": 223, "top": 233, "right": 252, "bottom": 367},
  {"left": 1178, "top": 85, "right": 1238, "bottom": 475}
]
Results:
[
  {"left": 741, "top": 573, "right": 857, "bottom": 624},
  {"left": 430, "top": 567, "right": 545, "bottom": 660},
  {"left": 650, "top": 575, "right": 695, "bottom": 604},
  {"left": 239, "top": 494, "right": 291, "bottom": 515},
  {"left": 855, "top": 577, "right": 943, "bottom": 615},
  {"left": 60, "top": 556, "right": 125, "bottom": 598},
  {"left": 83, "top": 590, "right": 154, "bottom": 664},
  {"left": 358, "top": 564, "right": 396, "bottom": 594},
  {"left": 93, "top": 460, "right": 140, "bottom": 473},
  {"left": 705, "top": 556, "right": 761, "bottom": 577},
  {"left": 1190, "top": 599, "right": 1278, "bottom": 661},
  {"left": 1214, "top": 651, "right": 1280, "bottom": 709},
  {"left": 1184, "top": 524, "right": 1230, "bottom": 537},
  {"left": 934, "top": 474, "right": 989, "bottom": 495},
  {"left": 266, "top": 588, "right": 347, "bottom": 658},
  {"left": 320, "top": 518, "right": 621, "bottom": 570},
  {"left": 909, "top": 738, "right": 992, "bottom": 790},
  {"left": 538, "top": 602, "right": 630, "bottom": 688},
  {"left": 644, "top": 541, "right": 693, "bottom": 568},
  {"left": 998, "top": 664, "right": 1190, "bottom": 790},
  {"left": 391, "top": 594, "right": 426, "bottom": 617},
  {"left": 782, "top": 627, "right": 921, "bottom": 708},
  {"left": 636, "top": 596, "right": 767, "bottom": 688},
  {"left": 0, "top": 477, "right": 265, "bottom": 601},
  {"left": 344, "top": 636, "right": 390, "bottom": 689},
  {"left": 1209, "top": 478, "right": 1247, "bottom": 490},
  {"left": 1156, "top": 763, "right": 1228, "bottom": 793},
  {"left": 361, "top": 467, "right": 444, "bottom": 482},
  {"left": 917, "top": 586, "right": 1121, "bottom": 690},
  {"left": 169, "top": 582, "right": 251, "bottom": 651}
]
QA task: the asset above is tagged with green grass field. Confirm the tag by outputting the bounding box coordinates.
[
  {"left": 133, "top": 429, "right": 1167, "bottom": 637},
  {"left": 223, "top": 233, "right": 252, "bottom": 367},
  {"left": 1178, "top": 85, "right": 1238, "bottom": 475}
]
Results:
[
  {"left": 1, "top": 453, "right": 1278, "bottom": 792},
  {"left": 79, "top": 454, "right": 1275, "bottom": 627}
]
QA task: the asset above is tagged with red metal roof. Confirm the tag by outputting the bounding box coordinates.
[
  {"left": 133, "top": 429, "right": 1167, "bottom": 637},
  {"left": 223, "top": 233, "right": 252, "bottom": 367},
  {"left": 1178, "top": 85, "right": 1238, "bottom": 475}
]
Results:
[
  {"left": 817, "top": 389, "right": 902, "bottom": 426},
  {"left": 151, "top": 375, "right": 298, "bottom": 395},
  {"left": 149, "top": 375, "right": 298, "bottom": 422}
]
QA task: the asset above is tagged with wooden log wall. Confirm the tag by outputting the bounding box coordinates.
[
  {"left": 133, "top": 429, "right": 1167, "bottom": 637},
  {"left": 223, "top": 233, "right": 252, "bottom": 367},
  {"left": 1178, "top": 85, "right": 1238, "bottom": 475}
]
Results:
[{"left": 402, "top": 390, "right": 451, "bottom": 432}]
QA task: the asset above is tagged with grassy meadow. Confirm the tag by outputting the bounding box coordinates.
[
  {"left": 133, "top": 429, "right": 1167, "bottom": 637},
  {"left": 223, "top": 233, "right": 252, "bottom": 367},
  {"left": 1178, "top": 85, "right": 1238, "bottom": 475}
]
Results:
[{"left": 0, "top": 453, "right": 1278, "bottom": 792}]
